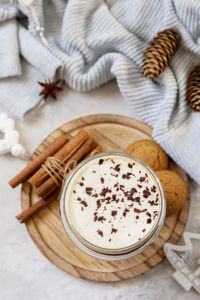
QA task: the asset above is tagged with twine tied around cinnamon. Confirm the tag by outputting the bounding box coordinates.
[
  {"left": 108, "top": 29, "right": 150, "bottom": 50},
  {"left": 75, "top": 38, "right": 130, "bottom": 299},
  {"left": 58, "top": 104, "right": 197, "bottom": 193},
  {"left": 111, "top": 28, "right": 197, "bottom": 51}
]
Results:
[{"left": 42, "top": 157, "right": 77, "bottom": 187}]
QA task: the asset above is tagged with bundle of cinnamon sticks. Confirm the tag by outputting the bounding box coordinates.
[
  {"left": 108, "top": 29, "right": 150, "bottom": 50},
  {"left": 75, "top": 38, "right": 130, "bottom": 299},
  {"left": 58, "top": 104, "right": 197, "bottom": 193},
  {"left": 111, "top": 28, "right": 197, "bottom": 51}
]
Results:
[{"left": 9, "top": 129, "right": 101, "bottom": 223}]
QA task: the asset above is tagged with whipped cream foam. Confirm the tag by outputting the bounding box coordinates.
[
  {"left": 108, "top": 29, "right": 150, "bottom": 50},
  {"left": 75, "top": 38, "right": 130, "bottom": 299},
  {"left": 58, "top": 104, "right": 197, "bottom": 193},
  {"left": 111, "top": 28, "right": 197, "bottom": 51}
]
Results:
[{"left": 65, "top": 154, "right": 161, "bottom": 250}]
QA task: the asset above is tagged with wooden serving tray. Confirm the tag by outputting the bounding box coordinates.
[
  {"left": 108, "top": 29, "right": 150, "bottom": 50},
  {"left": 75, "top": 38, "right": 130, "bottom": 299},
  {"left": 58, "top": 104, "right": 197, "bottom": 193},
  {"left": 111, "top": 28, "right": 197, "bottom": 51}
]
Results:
[{"left": 20, "top": 114, "right": 190, "bottom": 282}]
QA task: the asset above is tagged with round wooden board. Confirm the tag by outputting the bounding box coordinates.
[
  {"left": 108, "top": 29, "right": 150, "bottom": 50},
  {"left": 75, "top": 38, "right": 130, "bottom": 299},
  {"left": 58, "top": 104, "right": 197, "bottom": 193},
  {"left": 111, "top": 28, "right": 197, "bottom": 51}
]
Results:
[{"left": 21, "top": 114, "right": 190, "bottom": 282}]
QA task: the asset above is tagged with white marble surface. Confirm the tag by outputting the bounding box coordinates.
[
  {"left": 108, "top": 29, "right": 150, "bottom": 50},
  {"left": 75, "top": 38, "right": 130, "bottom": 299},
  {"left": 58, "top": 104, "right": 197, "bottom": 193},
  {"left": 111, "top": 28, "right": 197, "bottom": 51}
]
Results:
[{"left": 0, "top": 81, "right": 200, "bottom": 300}]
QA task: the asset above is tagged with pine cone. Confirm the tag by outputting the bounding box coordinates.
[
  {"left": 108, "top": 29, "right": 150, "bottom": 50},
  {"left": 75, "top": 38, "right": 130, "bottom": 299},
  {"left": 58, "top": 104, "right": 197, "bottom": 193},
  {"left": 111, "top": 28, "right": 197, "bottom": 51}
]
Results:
[
  {"left": 142, "top": 28, "right": 181, "bottom": 79},
  {"left": 186, "top": 65, "right": 200, "bottom": 112}
]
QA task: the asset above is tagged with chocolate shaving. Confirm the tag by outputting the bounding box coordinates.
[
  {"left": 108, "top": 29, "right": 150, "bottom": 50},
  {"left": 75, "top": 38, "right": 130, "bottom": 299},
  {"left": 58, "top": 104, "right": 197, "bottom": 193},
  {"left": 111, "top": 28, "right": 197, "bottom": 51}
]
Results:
[
  {"left": 98, "top": 216, "right": 106, "bottom": 223},
  {"left": 114, "top": 164, "right": 121, "bottom": 172},
  {"left": 96, "top": 199, "right": 101, "bottom": 209},
  {"left": 111, "top": 228, "right": 118, "bottom": 234},
  {"left": 99, "top": 159, "right": 104, "bottom": 165},
  {"left": 131, "top": 188, "right": 137, "bottom": 194},
  {"left": 143, "top": 188, "right": 151, "bottom": 198},
  {"left": 100, "top": 187, "right": 111, "bottom": 197},
  {"left": 123, "top": 208, "right": 130, "bottom": 217},
  {"left": 134, "top": 208, "right": 147, "bottom": 213},
  {"left": 97, "top": 229, "right": 103, "bottom": 237},
  {"left": 134, "top": 197, "right": 141, "bottom": 205},
  {"left": 153, "top": 211, "right": 158, "bottom": 219},
  {"left": 112, "top": 194, "right": 117, "bottom": 202},
  {"left": 139, "top": 177, "right": 145, "bottom": 182},
  {"left": 111, "top": 173, "right": 118, "bottom": 177},
  {"left": 100, "top": 177, "right": 104, "bottom": 184},
  {"left": 111, "top": 210, "right": 117, "bottom": 217},
  {"left": 85, "top": 187, "right": 93, "bottom": 195},
  {"left": 80, "top": 200, "right": 88, "bottom": 207},
  {"left": 127, "top": 195, "right": 134, "bottom": 201},
  {"left": 92, "top": 193, "right": 98, "bottom": 198},
  {"left": 122, "top": 173, "right": 131, "bottom": 179},
  {"left": 148, "top": 200, "right": 159, "bottom": 206}
]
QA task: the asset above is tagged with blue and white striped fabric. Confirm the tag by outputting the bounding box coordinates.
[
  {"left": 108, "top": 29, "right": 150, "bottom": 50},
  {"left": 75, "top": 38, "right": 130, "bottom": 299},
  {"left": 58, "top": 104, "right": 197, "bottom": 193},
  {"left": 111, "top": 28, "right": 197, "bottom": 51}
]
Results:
[{"left": 0, "top": 0, "right": 200, "bottom": 184}]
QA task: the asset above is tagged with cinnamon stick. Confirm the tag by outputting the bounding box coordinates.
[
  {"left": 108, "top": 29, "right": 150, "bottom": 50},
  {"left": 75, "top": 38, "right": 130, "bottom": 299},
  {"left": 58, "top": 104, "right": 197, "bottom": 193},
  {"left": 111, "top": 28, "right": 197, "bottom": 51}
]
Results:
[
  {"left": 16, "top": 188, "right": 60, "bottom": 223},
  {"left": 16, "top": 136, "right": 99, "bottom": 223},
  {"left": 28, "top": 129, "right": 89, "bottom": 187},
  {"left": 35, "top": 137, "right": 97, "bottom": 199},
  {"left": 67, "top": 137, "right": 97, "bottom": 164},
  {"left": 9, "top": 135, "right": 68, "bottom": 188}
]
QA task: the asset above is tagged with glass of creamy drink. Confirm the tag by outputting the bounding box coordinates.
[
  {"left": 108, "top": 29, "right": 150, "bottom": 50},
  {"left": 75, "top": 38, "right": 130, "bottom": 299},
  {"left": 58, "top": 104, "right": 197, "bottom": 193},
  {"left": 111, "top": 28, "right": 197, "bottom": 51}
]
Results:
[{"left": 60, "top": 153, "right": 166, "bottom": 260}]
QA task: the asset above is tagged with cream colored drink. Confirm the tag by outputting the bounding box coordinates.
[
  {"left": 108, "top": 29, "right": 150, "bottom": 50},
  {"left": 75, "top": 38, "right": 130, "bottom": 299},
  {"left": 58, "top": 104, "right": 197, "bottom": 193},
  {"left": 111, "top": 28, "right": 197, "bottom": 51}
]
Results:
[{"left": 65, "top": 154, "right": 161, "bottom": 250}]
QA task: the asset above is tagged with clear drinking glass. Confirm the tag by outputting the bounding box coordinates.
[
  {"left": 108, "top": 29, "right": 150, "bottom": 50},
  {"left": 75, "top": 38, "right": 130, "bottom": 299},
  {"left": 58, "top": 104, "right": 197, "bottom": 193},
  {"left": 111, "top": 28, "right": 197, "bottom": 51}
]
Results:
[{"left": 60, "top": 152, "right": 166, "bottom": 260}]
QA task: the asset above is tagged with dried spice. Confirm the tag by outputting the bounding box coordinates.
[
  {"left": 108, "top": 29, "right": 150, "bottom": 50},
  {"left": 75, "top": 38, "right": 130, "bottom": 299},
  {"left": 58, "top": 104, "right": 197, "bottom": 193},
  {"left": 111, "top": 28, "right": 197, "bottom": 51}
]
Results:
[{"left": 38, "top": 79, "right": 63, "bottom": 101}]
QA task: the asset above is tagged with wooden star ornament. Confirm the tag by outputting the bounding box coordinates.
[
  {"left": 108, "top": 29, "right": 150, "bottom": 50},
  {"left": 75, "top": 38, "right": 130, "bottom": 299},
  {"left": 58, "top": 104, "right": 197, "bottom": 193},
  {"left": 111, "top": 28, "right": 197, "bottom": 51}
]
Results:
[
  {"left": 164, "top": 232, "right": 200, "bottom": 294},
  {"left": 38, "top": 79, "right": 63, "bottom": 101}
]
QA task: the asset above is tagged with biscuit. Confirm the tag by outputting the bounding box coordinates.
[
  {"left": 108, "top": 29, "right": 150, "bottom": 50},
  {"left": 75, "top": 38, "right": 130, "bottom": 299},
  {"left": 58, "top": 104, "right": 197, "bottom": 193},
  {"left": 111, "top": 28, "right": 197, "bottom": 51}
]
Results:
[
  {"left": 125, "top": 139, "right": 168, "bottom": 171},
  {"left": 156, "top": 170, "right": 187, "bottom": 216}
]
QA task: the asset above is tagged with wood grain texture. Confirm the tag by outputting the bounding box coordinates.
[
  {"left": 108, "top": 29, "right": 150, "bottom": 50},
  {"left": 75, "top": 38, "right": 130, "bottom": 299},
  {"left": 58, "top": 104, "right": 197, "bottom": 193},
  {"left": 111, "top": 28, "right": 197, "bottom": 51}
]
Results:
[{"left": 20, "top": 114, "right": 190, "bottom": 282}]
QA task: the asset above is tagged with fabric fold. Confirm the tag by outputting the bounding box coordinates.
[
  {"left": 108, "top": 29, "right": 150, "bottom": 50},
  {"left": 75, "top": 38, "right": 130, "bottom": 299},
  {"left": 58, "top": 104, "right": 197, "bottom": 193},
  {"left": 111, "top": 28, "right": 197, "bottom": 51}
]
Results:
[
  {"left": 18, "top": 25, "right": 62, "bottom": 78},
  {"left": 0, "top": 20, "right": 21, "bottom": 78}
]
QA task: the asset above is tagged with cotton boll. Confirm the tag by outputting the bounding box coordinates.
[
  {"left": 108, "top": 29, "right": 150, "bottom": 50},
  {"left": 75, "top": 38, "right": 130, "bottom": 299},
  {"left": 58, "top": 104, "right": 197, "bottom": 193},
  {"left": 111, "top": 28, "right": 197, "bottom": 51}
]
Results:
[
  {"left": 0, "top": 113, "right": 27, "bottom": 159},
  {"left": 5, "top": 130, "right": 20, "bottom": 145},
  {"left": 2, "top": 119, "right": 15, "bottom": 131},
  {"left": 11, "top": 144, "right": 27, "bottom": 158},
  {"left": 0, "top": 140, "right": 12, "bottom": 154},
  {"left": 0, "top": 114, "right": 15, "bottom": 131}
]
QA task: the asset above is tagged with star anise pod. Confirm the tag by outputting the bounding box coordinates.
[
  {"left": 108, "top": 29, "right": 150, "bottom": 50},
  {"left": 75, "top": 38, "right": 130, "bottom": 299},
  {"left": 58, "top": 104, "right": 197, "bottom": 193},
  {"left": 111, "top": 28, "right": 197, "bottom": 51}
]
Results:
[{"left": 38, "top": 79, "right": 63, "bottom": 101}]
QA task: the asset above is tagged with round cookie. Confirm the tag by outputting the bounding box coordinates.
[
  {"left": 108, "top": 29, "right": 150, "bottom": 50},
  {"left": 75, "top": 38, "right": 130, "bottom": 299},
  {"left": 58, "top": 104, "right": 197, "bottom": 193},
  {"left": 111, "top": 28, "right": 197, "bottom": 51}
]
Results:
[
  {"left": 125, "top": 139, "right": 168, "bottom": 171},
  {"left": 156, "top": 170, "right": 187, "bottom": 216}
]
